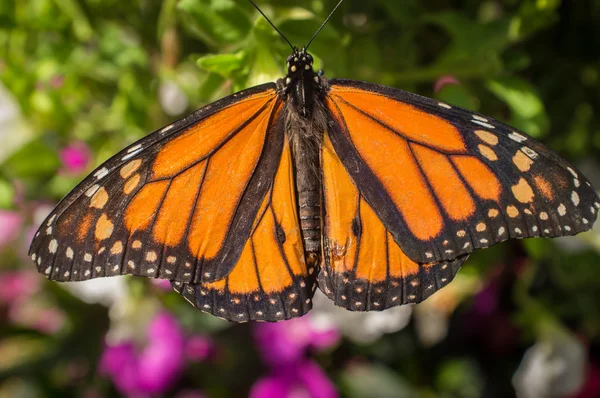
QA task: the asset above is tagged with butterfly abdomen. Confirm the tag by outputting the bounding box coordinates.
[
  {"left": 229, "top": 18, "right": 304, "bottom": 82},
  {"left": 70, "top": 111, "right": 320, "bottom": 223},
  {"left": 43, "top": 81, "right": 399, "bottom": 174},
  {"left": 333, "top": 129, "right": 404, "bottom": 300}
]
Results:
[{"left": 291, "top": 129, "right": 322, "bottom": 271}]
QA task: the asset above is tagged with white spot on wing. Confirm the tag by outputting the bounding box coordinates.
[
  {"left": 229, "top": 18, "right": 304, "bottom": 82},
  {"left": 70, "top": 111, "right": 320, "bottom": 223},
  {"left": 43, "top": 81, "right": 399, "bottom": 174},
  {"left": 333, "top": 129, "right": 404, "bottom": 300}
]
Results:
[
  {"left": 567, "top": 167, "right": 578, "bottom": 178},
  {"left": 127, "top": 144, "right": 142, "bottom": 153},
  {"left": 521, "top": 146, "right": 538, "bottom": 159},
  {"left": 47, "top": 214, "right": 57, "bottom": 226},
  {"left": 438, "top": 102, "right": 452, "bottom": 109},
  {"left": 472, "top": 115, "right": 488, "bottom": 122},
  {"left": 558, "top": 204, "right": 567, "bottom": 216},
  {"left": 49, "top": 239, "right": 58, "bottom": 254},
  {"left": 509, "top": 132, "right": 528, "bottom": 143},
  {"left": 85, "top": 185, "right": 100, "bottom": 197},
  {"left": 571, "top": 191, "right": 580, "bottom": 206},
  {"left": 121, "top": 150, "right": 142, "bottom": 161},
  {"left": 160, "top": 124, "right": 175, "bottom": 134},
  {"left": 94, "top": 167, "right": 109, "bottom": 180},
  {"left": 472, "top": 120, "right": 495, "bottom": 129}
]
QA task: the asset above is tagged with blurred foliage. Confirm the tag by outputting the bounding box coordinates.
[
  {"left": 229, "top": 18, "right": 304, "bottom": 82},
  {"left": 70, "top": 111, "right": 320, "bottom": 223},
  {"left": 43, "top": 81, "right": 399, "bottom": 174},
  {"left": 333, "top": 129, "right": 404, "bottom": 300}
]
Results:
[{"left": 1, "top": 0, "right": 600, "bottom": 397}]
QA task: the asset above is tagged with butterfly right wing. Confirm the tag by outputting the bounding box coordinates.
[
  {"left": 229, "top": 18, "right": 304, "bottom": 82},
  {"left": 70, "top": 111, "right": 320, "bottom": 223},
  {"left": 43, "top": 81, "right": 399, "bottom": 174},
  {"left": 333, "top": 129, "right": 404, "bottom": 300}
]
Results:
[
  {"left": 318, "top": 134, "right": 467, "bottom": 310},
  {"left": 30, "top": 84, "right": 286, "bottom": 285}
]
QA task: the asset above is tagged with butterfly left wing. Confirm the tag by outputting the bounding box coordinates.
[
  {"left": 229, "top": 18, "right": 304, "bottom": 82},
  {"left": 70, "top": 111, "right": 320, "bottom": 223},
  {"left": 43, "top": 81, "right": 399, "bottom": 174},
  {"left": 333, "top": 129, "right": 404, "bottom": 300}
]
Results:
[
  {"left": 172, "top": 134, "right": 316, "bottom": 322},
  {"left": 318, "top": 133, "right": 467, "bottom": 310},
  {"left": 324, "top": 79, "right": 600, "bottom": 264},
  {"left": 30, "top": 85, "right": 289, "bottom": 284}
]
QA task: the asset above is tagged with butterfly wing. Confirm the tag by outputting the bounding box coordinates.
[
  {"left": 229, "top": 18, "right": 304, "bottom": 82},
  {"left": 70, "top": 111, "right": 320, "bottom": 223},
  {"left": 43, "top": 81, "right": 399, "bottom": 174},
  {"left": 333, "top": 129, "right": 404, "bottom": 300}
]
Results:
[
  {"left": 324, "top": 79, "right": 600, "bottom": 264},
  {"left": 172, "top": 137, "right": 316, "bottom": 322},
  {"left": 318, "top": 133, "right": 467, "bottom": 310},
  {"left": 30, "top": 84, "right": 292, "bottom": 285}
]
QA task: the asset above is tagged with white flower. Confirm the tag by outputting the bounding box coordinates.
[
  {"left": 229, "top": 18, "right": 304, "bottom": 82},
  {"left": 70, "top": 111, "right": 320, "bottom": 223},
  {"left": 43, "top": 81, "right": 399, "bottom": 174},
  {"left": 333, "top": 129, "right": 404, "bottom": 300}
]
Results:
[
  {"left": 311, "top": 290, "right": 412, "bottom": 343},
  {"left": 159, "top": 81, "right": 189, "bottom": 116},
  {"left": 512, "top": 329, "right": 586, "bottom": 398}
]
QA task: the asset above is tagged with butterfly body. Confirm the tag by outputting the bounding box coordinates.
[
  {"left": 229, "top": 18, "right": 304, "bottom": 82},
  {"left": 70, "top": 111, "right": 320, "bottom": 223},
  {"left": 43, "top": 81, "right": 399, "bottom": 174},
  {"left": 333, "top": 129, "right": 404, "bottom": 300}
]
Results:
[
  {"left": 29, "top": 29, "right": 599, "bottom": 323},
  {"left": 279, "top": 48, "right": 328, "bottom": 268}
]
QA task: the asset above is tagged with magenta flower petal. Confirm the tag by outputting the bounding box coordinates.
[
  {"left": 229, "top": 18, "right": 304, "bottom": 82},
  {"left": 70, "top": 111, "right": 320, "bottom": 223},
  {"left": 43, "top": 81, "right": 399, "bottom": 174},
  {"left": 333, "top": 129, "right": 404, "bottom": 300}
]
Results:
[
  {"left": 0, "top": 271, "right": 39, "bottom": 304},
  {"left": 250, "top": 375, "right": 290, "bottom": 398},
  {"left": 100, "top": 311, "right": 186, "bottom": 396},
  {"left": 254, "top": 316, "right": 339, "bottom": 366},
  {"left": 250, "top": 361, "right": 339, "bottom": 398},
  {"left": 0, "top": 210, "right": 23, "bottom": 249},
  {"left": 59, "top": 141, "right": 91, "bottom": 174},
  {"left": 186, "top": 335, "right": 214, "bottom": 362},
  {"left": 152, "top": 279, "right": 173, "bottom": 291},
  {"left": 295, "top": 360, "right": 339, "bottom": 398}
]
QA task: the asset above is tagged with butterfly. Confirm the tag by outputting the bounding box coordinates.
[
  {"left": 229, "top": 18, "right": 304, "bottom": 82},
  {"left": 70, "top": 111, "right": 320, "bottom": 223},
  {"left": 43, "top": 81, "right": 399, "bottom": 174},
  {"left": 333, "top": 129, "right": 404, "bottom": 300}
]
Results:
[{"left": 29, "top": 0, "right": 599, "bottom": 322}]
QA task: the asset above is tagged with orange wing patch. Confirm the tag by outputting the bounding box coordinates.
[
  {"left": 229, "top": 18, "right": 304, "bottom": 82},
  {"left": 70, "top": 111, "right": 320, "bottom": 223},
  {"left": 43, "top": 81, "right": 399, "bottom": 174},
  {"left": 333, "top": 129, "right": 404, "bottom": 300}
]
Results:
[
  {"left": 187, "top": 104, "right": 276, "bottom": 260},
  {"left": 173, "top": 138, "right": 315, "bottom": 322},
  {"left": 319, "top": 133, "right": 466, "bottom": 310},
  {"left": 329, "top": 86, "right": 466, "bottom": 152},
  {"left": 327, "top": 97, "right": 444, "bottom": 241},
  {"left": 152, "top": 92, "right": 274, "bottom": 179},
  {"left": 412, "top": 144, "right": 476, "bottom": 221}
]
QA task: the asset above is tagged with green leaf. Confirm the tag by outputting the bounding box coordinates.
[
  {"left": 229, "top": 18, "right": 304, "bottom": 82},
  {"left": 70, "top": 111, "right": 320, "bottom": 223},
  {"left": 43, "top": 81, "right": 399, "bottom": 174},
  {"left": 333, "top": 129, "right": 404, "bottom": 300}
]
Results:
[
  {"left": 436, "top": 359, "right": 484, "bottom": 398},
  {"left": 436, "top": 83, "right": 479, "bottom": 111},
  {"left": 341, "top": 363, "right": 415, "bottom": 398},
  {"left": 486, "top": 77, "right": 549, "bottom": 138},
  {"left": 3, "top": 140, "right": 60, "bottom": 179},
  {"left": 0, "top": 179, "right": 15, "bottom": 209},
  {"left": 177, "top": 0, "right": 252, "bottom": 46},
  {"left": 196, "top": 51, "right": 247, "bottom": 79},
  {"left": 424, "top": 12, "right": 512, "bottom": 68}
]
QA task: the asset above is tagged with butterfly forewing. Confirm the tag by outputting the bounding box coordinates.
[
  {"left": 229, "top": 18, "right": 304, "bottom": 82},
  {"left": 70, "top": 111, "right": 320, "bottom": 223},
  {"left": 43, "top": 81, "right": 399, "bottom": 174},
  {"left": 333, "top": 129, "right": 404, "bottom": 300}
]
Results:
[
  {"left": 29, "top": 84, "right": 287, "bottom": 285},
  {"left": 324, "top": 79, "right": 600, "bottom": 265}
]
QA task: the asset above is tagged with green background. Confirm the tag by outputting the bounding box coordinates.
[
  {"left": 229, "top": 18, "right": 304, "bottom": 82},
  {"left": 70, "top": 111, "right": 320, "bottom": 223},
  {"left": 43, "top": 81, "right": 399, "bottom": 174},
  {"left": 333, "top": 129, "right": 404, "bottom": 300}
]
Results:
[{"left": 1, "top": 0, "right": 599, "bottom": 397}]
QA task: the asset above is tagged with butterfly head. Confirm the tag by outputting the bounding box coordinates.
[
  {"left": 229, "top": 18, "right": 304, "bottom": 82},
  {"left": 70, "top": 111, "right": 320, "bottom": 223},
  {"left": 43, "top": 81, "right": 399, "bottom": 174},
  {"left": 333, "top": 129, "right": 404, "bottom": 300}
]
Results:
[{"left": 286, "top": 47, "right": 315, "bottom": 78}]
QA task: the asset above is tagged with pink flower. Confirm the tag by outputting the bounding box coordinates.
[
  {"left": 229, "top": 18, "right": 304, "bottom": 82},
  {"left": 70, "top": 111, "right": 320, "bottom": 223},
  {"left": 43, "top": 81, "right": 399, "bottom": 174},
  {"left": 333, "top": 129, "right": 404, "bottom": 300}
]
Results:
[
  {"left": 59, "top": 141, "right": 92, "bottom": 174},
  {"left": 185, "top": 335, "right": 215, "bottom": 362},
  {"left": 0, "top": 210, "right": 23, "bottom": 249},
  {"left": 0, "top": 271, "right": 40, "bottom": 304},
  {"left": 434, "top": 75, "right": 460, "bottom": 93},
  {"left": 100, "top": 311, "right": 186, "bottom": 396},
  {"left": 254, "top": 316, "right": 339, "bottom": 367},
  {"left": 252, "top": 316, "right": 340, "bottom": 398},
  {"left": 8, "top": 300, "right": 65, "bottom": 334},
  {"left": 152, "top": 279, "right": 173, "bottom": 291},
  {"left": 250, "top": 360, "right": 338, "bottom": 398}
]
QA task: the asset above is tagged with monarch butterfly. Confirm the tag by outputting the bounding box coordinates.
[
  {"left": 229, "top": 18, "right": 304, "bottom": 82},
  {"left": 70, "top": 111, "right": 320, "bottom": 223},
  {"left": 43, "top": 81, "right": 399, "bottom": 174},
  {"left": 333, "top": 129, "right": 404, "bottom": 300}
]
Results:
[{"left": 29, "top": 0, "right": 599, "bottom": 323}]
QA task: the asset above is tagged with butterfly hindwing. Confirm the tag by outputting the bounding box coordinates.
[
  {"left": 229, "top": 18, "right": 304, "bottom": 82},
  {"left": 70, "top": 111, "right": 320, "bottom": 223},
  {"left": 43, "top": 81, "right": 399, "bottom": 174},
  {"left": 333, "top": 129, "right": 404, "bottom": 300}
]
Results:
[
  {"left": 172, "top": 136, "right": 317, "bottom": 322},
  {"left": 318, "top": 133, "right": 467, "bottom": 310},
  {"left": 30, "top": 84, "right": 288, "bottom": 285},
  {"left": 324, "top": 79, "right": 600, "bottom": 264}
]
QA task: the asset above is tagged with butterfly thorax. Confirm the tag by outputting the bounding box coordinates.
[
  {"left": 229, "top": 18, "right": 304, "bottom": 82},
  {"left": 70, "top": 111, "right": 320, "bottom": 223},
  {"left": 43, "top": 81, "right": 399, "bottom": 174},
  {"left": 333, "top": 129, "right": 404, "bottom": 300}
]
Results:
[{"left": 277, "top": 48, "right": 329, "bottom": 271}]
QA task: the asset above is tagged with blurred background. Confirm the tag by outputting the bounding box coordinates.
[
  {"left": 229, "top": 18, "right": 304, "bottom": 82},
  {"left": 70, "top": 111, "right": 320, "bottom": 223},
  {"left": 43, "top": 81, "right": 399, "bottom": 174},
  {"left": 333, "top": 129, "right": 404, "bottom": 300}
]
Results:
[{"left": 1, "top": 0, "right": 600, "bottom": 397}]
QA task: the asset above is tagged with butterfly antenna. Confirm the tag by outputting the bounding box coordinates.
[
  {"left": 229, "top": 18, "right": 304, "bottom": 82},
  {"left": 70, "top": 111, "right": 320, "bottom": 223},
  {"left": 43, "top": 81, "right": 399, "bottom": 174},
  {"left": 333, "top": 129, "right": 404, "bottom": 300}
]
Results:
[
  {"left": 305, "top": 0, "right": 344, "bottom": 50},
  {"left": 248, "top": 0, "right": 295, "bottom": 51}
]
